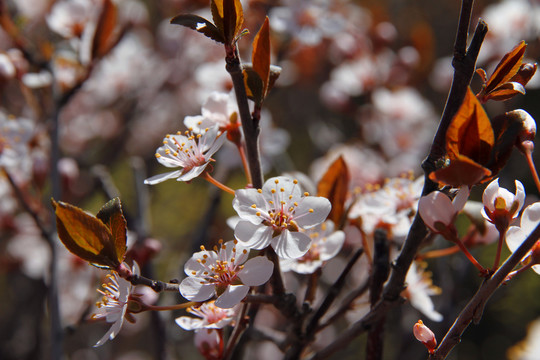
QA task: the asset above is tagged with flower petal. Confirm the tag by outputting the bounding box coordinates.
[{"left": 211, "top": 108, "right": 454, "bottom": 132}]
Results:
[
  {"left": 506, "top": 226, "right": 525, "bottom": 253},
  {"left": 238, "top": 256, "right": 274, "bottom": 286},
  {"left": 418, "top": 191, "right": 455, "bottom": 229},
  {"left": 144, "top": 170, "right": 184, "bottom": 185},
  {"left": 177, "top": 163, "right": 208, "bottom": 182},
  {"left": 520, "top": 202, "right": 540, "bottom": 234},
  {"left": 179, "top": 277, "right": 215, "bottom": 302},
  {"left": 319, "top": 230, "right": 345, "bottom": 261},
  {"left": 234, "top": 221, "right": 273, "bottom": 249},
  {"left": 482, "top": 178, "right": 500, "bottom": 212},
  {"left": 233, "top": 189, "right": 268, "bottom": 224},
  {"left": 294, "top": 196, "right": 332, "bottom": 228},
  {"left": 175, "top": 316, "right": 204, "bottom": 331},
  {"left": 215, "top": 284, "right": 249, "bottom": 308},
  {"left": 271, "top": 231, "right": 312, "bottom": 259},
  {"left": 94, "top": 312, "right": 125, "bottom": 347}
]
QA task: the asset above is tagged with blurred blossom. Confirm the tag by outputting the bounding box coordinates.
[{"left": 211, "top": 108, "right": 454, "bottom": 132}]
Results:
[
  {"left": 46, "top": 0, "right": 99, "bottom": 39},
  {"left": 184, "top": 91, "right": 239, "bottom": 134},
  {"left": 478, "top": 0, "right": 540, "bottom": 64},
  {"left": 0, "top": 176, "right": 17, "bottom": 225},
  {"left": 179, "top": 240, "right": 273, "bottom": 308},
  {"left": 5, "top": 214, "right": 51, "bottom": 280},
  {"left": 0, "top": 53, "right": 16, "bottom": 79},
  {"left": 349, "top": 175, "right": 424, "bottom": 243},
  {"left": 13, "top": 0, "right": 50, "bottom": 20},
  {"left": 194, "top": 329, "right": 224, "bottom": 360},
  {"left": 22, "top": 71, "right": 53, "bottom": 89},
  {"left": 429, "top": 56, "right": 453, "bottom": 93},
  {"left": 310, "top": 144, "right": 386, "bottom": 190},
  {"left": 0, "top": 111, "right": 35, "bottom": 182},
  {"left": 61, "top": 110, "right": 121, "bottom": 154},
  {"left": 56, "top": 245, "right": 100, "bottom": 326},
  {"left": 83, "top": 30, "right": 167, "bottom": 106},
  {"left": 403, "top": 262, "right": 443, "bottom": 322},
  {"left": 193, "top": 61, "right": 234, "bottom": 103},
  {"left": 176, "top": 301, "right": 238, "bottom": 331},
  {"left": 508, "top": 317, "right": 540, "bottom": 360},
  {"left": 269, "top": 0, "right": 345, "bottom": 46},
  {"left": 359, "top": 87, "right": 437, "bottom": 161},
  {"left": 216, "top": 111, "right": 290, "bottom": 174},
  {"left": 51, "top": 52, "right": 86, "bottom": 92},
  {"left": 280, "top": 220, "right": 345, "bottom": 274}
]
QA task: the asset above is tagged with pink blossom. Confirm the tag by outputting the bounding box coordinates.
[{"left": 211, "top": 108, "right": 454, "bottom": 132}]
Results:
[
  {"left": 233, "top": 176, "right": 331, "bottom": 259},
  {"left": 180, "top": 241, "right": 273, "bottom": 308}
]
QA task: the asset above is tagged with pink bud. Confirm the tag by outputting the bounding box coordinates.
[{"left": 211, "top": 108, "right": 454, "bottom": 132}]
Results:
[
  {"left": 194, "top": 329, "right": 224, "bottom": 360},
  {"left": 413, "top": 320, "right": 437, "bottom": 354}
]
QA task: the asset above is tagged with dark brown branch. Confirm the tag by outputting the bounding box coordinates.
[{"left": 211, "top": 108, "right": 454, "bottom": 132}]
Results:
[
  {"left": 225, "top": 45, "right": 264, "bottom": 189},
  {"left": 366, "top": 230, "right": 390, "bottom": 360},
  {"left": 308, "top": 3, "right": 488, "bottom": 358},
  {"left": 429, "top": 222, "right": 540, "bottom": 359},
  {"left": 128, "top": 274, "right": 180, "bottom": 292},
  {"left": 283, "top": 249, "right": 364, "bottom": 360}
]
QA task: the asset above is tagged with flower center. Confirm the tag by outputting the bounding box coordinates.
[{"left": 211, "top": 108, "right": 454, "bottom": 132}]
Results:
[{"left": 196, "top": 241, "right": 246, "bottom": 288}]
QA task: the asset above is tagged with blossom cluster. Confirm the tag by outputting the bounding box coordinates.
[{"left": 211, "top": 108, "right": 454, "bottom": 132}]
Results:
[{"left": 2, "top": 0, "right": 540, "bottom": 359}]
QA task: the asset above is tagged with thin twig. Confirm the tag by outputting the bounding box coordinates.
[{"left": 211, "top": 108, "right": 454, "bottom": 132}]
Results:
[{"left": 429, "top": 221, "right": 540, "bottom": 359}]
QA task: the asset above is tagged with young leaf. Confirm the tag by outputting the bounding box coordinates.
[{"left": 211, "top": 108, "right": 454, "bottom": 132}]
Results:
[
  {"left": 483, "top": 41, "right": 526, "bottom": 95},
  {"left": 170, "top": 14, "right": 225, "bottom": 44},
  {"left": 92, "top": 0, "right": 118, "bottom": 60},
  {"left": 446, "top": 87, "right": 494, "bottom": 165},
  {"left": 243, "top": 67, "right": 264, "bottom": 103},
  {"left": 430, "top": 88, "right": 494, "bottom": 187},
  {"left": 52, "top": 198, "right": 126, "bottom": 269},
  {"left": 429, "top": 155, "right": 492, "bottom": 188},
  {"left": 211, "top": 0, "right": 225, "bottom": 36},
  {"left": 317, "top": 156, "right": 350, "bottom": 226},
  {"left": 252, "top": 17, "right": 271, "bottom": 98},
  {"left": 477, "top": 41, "right": 537, "bottom": 102},
  {"left": 96, "top": 197, "right": 127, "bottom": 265}
]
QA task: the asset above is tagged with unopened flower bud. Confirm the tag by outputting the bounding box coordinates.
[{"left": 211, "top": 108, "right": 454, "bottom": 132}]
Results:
[
  {"left": 506, "top": 109, "right": 537, "bottom": 153},
  {"left": 413, "top": 320, "right": 437, "bottom": 354}
]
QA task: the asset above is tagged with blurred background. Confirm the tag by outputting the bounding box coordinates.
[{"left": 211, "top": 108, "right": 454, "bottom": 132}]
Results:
[{"left": 0, "top": 0, "right": 539, "bottom": 359}]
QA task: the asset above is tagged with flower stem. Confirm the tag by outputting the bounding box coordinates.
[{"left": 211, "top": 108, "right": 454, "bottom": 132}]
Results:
[
  {"left": 147, "top": 302, "right": 196, "bottom": 311},
  {"left": 450, "top": 234, "right": 488, "bottom": 276},
  {"left": 417, "top": 245, "right": 460, "bottom": 260},
  {"left": 492, "top": 231, "right": 505, "bottom": 272},
  {"left": 203, "top": 172, "right": 235, "bottom": 195},
  {"left": 236, "top": 143, "right": 253, "bottom": 186},
  {"left": 524, "top": 148, "right": 540, "bottom": 193}
]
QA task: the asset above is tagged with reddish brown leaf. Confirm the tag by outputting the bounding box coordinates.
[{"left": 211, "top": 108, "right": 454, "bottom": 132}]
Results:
[
  {"left": 509, "top": 62, "right": 537, "bottom": 87},
  {"left": 317, "top": 156, "right": 350, "bottom": 226},
  {"left": 96, "top": 197, "right": 127, "bottom": 266},
  {"left": 252, "top": 17, "right": 271, "bottom": 101},
  {"left": 170, "top": 14, "right": 225, "bottom": 43},
  {"left": 52, "top": 198, "right": 127, "bottom": 269},
  {"left": 243, "top": 67, "right": 263, "bottom": 102},
  {"left": 446, "top": 87, "right": 494, "bottom": 164},
  {"left": 92, "top": 0, "right": 118, "bottom": 60},
  {"left": 429, "top": 155, "right": 492, "bottom": 188},
  {"left": 487, "top": 82, "right": 525, "bottom": 101},
  {"left": 214, "top": 0, "right": 243, "bottom": 44},
  {"left": 483, "top": 41, "right": 526, "bottom": 95}
]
